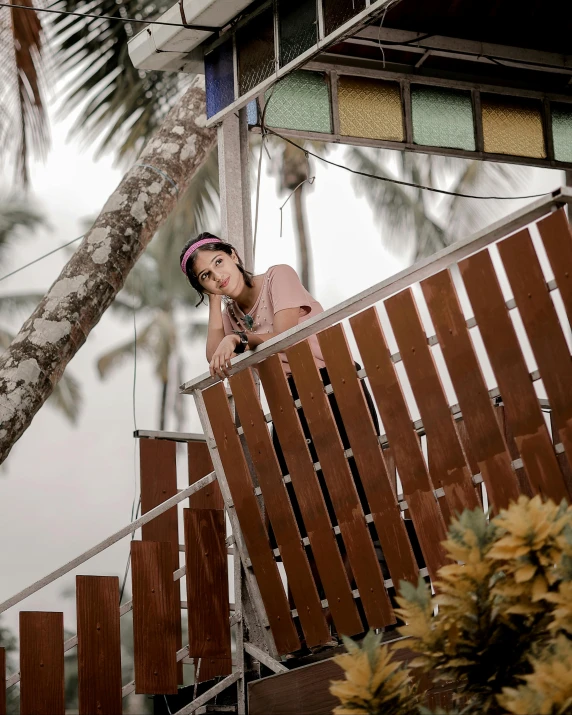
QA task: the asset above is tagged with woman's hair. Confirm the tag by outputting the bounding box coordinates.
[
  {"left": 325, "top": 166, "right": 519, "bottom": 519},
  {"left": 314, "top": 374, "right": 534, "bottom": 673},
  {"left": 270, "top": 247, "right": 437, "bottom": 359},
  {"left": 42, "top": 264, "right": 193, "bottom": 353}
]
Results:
[{"left": 180, "top": 232, "right": 254, "bottom": 306}]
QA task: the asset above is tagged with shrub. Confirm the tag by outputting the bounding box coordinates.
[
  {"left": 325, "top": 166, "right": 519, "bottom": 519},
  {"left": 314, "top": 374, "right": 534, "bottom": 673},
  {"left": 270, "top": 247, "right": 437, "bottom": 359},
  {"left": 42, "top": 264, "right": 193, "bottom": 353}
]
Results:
[{"left": 330, "top": 496, "right": 572, "bottom": 715}]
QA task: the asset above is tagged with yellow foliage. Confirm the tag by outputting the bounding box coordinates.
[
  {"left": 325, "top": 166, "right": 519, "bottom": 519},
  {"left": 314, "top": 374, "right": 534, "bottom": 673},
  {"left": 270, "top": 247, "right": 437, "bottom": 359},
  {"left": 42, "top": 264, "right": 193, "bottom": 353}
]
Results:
[
  {"left": 499, "top": 636, "right": 572, "bottom": 715},
  {"left": 330, "top": 496, "right": 572, "bottom": 715}
]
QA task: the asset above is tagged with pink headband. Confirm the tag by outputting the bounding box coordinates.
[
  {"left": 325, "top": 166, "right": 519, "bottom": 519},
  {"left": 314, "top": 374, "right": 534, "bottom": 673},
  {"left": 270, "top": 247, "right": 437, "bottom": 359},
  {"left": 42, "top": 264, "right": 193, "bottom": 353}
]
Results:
[{"left": 180, "top": 238, "right": 222, "bottom": 274}]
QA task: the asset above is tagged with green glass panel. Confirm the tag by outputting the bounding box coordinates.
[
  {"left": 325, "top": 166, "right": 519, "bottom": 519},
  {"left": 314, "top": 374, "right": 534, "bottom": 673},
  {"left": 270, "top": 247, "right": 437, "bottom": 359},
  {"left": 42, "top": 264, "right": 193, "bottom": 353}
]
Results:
[
  {"left": 552, "top": 104, "right": 572, "bottom": 163},
  {"left": 265, "top": 71, "right": 332, "bottom": 133},
  {"left": 412, "top": 86, "right": 476, "bottom": 151}
]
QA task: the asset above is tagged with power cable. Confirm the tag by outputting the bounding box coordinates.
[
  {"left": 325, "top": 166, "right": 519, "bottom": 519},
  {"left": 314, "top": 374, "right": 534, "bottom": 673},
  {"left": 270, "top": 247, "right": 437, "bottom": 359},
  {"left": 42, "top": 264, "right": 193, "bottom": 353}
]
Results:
[
  {"left": 263, "top": 126, "right": 556, "bottom": 202},
  {"left": 0, "top": 235, "right": 84, "bottom": 283},
  {"left": 0, "top": 2, "right": 220, "bottom": 30}
]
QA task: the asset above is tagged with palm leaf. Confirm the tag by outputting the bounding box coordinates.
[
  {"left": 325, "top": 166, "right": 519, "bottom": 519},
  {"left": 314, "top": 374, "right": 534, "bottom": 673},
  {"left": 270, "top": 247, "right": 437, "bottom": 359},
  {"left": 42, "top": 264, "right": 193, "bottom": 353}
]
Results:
[
  {"left": 0, "top": 0, "right": 49, "bottom": 184},
  {"left": 0, "top": 291, "right": 45, "bottom": 316},
  {"left": 49, "top": 0, "right": 190, "bottom": 161}
]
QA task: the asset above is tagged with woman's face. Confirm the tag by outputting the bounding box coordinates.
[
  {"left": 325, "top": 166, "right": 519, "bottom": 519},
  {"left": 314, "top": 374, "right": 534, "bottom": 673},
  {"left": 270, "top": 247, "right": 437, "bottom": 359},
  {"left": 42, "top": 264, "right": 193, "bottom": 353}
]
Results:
[{"left": 193, "top": 249, "right": 243, "bottom": 297}]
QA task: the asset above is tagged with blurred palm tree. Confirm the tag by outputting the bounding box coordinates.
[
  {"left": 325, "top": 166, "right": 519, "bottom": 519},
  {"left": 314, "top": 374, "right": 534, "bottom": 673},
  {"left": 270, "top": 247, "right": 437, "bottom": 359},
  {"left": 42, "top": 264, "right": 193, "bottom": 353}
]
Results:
[
  {"left": 0, "top": 0, "right": 49, "bottom": 185},
  {"left": 0, "top": 617, "right": 19, "bottom": 714},
  {"left": 0, "top": 198, "right": 82, "bottom": 423},
  {"left": 346, "top": 147, "right": 529, "bottom": 261}
]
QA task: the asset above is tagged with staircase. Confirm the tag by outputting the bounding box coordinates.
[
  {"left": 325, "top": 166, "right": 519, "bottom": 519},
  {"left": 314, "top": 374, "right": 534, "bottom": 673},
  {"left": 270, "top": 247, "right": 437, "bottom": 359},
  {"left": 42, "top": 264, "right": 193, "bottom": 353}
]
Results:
[{"left": 2, "top": 191, "right": 572, "bottom": 714}]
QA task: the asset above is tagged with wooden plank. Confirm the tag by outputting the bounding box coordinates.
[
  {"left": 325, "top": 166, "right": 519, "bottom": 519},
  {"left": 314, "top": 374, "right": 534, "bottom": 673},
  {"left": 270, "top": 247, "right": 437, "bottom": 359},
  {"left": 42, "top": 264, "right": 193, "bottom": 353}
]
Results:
[
  {"left": 421, "top": 269, "right": 520, "bottom": 511},
  {"left": 188, "top": 441, "right": 224, "bottom": 510},
  {"left": 184, "top": 509, "right": 231, "bottom": 667},
  {"left": 76, "top": 575, "right": 122, "bottom": 715},
  {"left": 498, "top": 229, "right": 572, "bottom": 496},
  {"left": 140, "top": 438, "right": 179, "bottom": 545},
  {"left": 350, "top": 307, "right": 448, "bottom": 582},
  {"left": 286, "top": 341, "right": 394, "bottom": 629},
  {"left": 317, "top": 324, "right": 418, "bottom": 587},
  {"left": 386, "top": 288, "right": 480, "bottom": 517},
  {"left": 202, "top": 381, "right": 300, "bottom": 655},
  {"left": 494, "top": 405, "right": 534, "bottom": 498},
  {"left": 131, "top": 541, "right": 178, "bottom": 694},
  {"left": 19, "top": 611, "right": 64, "bottom": 715},
  {"left": 139, "top": 438, "right": 183, "bottom": 682},
  {"left": 248, "top": 642, "right": 455, "bottom": 715},
  {"left": 258, "top": 355, "right": 363, "bottom": 638},
  {"left": 551, "top": 412, "right": 572, "bottom": 497},
  {"left": 0, "top": 647, "right": 6, "bottom": 715},
  {"left": 230, "top": 369, "right": 331, "bottom": 647},
  {"left": 459, "top": 249, "right": 567, "bottom": 503},
  {"left": 537, "top": 208, "right": 572, "bottom": 328},
  {"left": 187, "top": 442, "right": 231, "bottom": 681}
]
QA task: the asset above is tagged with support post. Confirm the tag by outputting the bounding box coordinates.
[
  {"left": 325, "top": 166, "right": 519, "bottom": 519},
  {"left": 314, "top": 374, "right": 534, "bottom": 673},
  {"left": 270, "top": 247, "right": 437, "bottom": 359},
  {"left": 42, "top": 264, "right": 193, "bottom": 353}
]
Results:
[{"left": 218, "top": 108, "right": 254, "bottom": 271}]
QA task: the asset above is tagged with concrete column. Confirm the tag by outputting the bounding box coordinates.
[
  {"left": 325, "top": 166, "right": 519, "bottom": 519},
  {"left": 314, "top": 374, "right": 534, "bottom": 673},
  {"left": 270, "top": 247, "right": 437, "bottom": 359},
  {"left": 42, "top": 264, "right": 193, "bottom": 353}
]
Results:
[{"left": 217, "top": 108, "right": 254, "bottom": 271}]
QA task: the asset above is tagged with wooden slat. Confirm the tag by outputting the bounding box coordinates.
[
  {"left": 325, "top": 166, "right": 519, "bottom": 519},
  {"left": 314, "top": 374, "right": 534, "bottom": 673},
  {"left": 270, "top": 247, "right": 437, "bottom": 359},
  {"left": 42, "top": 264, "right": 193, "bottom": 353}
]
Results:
[
  {"left": 231, "top": 369, "right": 331, "bottom": 647},
  {"left": 421, "top": 269, "right": 520, "bottom": 511},
  {"left": 19, "top": 612, "right": 64, "bottom": 715},
  {"left": 0, "top": 647, "right": 6, "bottom": 715},
  {"left": 194, "top": 657, "right": 232, "bottom": 683},
  {"left": 317, "top": 324, "right": 418, "bottom": 587},
  {"left": 350, "top": 307, "right": 448, "bottom": 582},
  {"left": 131, "top": 541, "right": 178, "bottom": 694},
  {"left": 185, "top": 508, "right": 231, "bottom": 674},
  {"left": 385, "top": 288, "right": 480, "bottom": 516},
  {"left": 202, "top": 381, "right": 300, "bottom": 655},
  {"left": 494, "top": 405, "right": 534, "bottom": 498},
  {"left": 286, "top": 341, "right": 394, "bottom": 628},
  {"left": 459, "top": 249, "right": 567, "bottom": 503},
  {"left": 187, "top": 441, "right": 231, "bottom": 680},
  {"left": 537, "top": 208, "right": 572, "bottom": 328},
  {"left": 140, "top": 438, "right": 179, "bottom": 546},
  {"left": 188, "top": 441, "right": 224, "bottom": 510},
  {"left": 498, "top": 229, "right": 572, "bottom": 495},
  {"left": 76, "top": 576, "right": 122, "bottom": 714},
  {"left": 551, "top": 412, "right": 572, "bottom": 497},
  {"left": 258, "top": 355, "right": 363, "bottom": 637},
  {"left": 139, "top": 438, "right": 183, "bottom": 682}
]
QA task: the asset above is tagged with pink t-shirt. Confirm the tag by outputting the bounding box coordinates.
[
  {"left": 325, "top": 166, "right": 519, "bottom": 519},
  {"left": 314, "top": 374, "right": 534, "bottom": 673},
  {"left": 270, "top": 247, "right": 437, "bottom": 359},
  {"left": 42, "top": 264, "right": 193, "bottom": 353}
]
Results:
[{"left": 222, "top": 264, "right": 325, "bottom": 374}]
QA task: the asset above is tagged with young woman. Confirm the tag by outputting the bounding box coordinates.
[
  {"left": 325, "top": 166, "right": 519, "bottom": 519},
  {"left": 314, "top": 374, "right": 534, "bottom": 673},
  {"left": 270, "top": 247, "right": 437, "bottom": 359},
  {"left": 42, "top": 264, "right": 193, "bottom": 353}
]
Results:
[
  {"left": 180, "top": 233, "right": 423, "bottom": 644},
  {"left": 179, "top": 232, "right": 325, "bottom": 380}
]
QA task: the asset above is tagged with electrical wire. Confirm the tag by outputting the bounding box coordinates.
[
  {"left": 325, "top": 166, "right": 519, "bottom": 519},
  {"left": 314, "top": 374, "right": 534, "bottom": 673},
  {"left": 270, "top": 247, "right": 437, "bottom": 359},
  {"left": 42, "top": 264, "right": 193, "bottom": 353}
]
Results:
[
  {"left": 0, "top": 235, "right": 84, "bottom": 283},
  {"left": 263, "top": 126, "right": 556, "bottom": 201},
  {"left": 0, "top": 2, "right": 220, "bottom": 30}
]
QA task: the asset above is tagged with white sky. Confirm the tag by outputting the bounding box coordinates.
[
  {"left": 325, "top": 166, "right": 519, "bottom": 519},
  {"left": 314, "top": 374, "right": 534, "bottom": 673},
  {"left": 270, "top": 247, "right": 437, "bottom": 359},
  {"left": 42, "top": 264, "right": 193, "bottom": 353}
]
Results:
[{"left": 0, "top": 97, "right": 566, "bottom": 645}]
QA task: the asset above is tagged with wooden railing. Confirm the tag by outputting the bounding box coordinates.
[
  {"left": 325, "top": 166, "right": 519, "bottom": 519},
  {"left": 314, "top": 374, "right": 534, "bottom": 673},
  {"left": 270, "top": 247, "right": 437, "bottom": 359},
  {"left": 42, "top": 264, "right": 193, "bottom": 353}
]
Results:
[
  {"left": 186, "top": 194, "right": 572, "bottom": 659},
  {"left": 0, "top": 434, "right": 238, "bottom": 715}
]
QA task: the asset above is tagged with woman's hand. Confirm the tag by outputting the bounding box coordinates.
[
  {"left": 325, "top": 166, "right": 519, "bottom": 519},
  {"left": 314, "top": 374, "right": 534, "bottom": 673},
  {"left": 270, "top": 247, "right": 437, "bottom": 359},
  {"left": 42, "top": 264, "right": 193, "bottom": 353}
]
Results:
[{"left": 209, "top": 334, "right": 241, "bottom": 379}]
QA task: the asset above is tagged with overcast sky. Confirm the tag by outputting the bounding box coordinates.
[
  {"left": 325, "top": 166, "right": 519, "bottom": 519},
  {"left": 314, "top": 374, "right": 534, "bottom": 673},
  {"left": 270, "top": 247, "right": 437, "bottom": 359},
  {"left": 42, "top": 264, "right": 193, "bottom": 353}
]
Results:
[{"left": 0, "top": 96, "right": 566, "bottom": 650}]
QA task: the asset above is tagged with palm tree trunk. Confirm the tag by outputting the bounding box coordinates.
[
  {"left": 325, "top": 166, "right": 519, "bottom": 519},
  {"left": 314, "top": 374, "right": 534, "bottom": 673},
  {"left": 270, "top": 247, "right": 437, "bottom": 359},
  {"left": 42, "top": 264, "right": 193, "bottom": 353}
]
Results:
[
  {"left": 0, "top": 85, "right": 216, "bottom": 466},
  {"left": 293, "top": 187, "right": 312, "bottom": 292},
  {"left": 159, "top": 380, "right": 168, "bottom": 431}
]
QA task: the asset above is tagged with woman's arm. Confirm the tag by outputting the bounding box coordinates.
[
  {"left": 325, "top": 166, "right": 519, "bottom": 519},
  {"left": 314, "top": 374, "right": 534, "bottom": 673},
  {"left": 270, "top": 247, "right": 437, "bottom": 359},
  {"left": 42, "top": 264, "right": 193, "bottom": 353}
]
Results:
[
  {"left": 205, "top": 295, "right": 226, "bottom": 362},
  {"left": 246, "top": 307, "right": 300, "bottom": 348}
]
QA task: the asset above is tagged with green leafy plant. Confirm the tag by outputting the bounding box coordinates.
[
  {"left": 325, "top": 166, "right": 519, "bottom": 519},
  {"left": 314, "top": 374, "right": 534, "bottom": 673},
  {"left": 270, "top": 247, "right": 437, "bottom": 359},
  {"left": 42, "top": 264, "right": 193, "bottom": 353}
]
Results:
[{"left": 330, "top": 496, "right": 572, "bottom": 715}]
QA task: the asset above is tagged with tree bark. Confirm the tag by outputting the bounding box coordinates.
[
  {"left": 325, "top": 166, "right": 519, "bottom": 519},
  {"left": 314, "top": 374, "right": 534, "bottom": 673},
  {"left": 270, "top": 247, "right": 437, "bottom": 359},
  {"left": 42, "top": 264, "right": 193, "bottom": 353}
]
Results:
[{"left": 0, "top": 85, "right": 216, "bottom": 465}]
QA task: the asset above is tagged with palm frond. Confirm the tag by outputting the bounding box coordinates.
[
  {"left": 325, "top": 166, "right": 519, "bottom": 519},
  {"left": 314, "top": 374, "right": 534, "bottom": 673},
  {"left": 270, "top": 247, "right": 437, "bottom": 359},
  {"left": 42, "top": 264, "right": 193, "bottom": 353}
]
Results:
[
  {"left": 47, "top": 370, "right": 82, "bottom": 423},
  {"left": 0, "top": 291, "right": 45, "bottom": 316},
  {"left": 96, "top": 319, "right": 153, "bottom": 377},
  {"left": 0, "top": 0, "right": 50, "bottom": 185},
  {"left": 444, "top": 160, "right": 532, "bottom": 240},
  {"left": 49, "top": 0, "right": 190, "bottom": 161},
  {"left": 346, "top": 146, "right": 446, "bottom": 259},
  {"left": 0, "top": 198, "right": 45, "bottom": 255}
]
